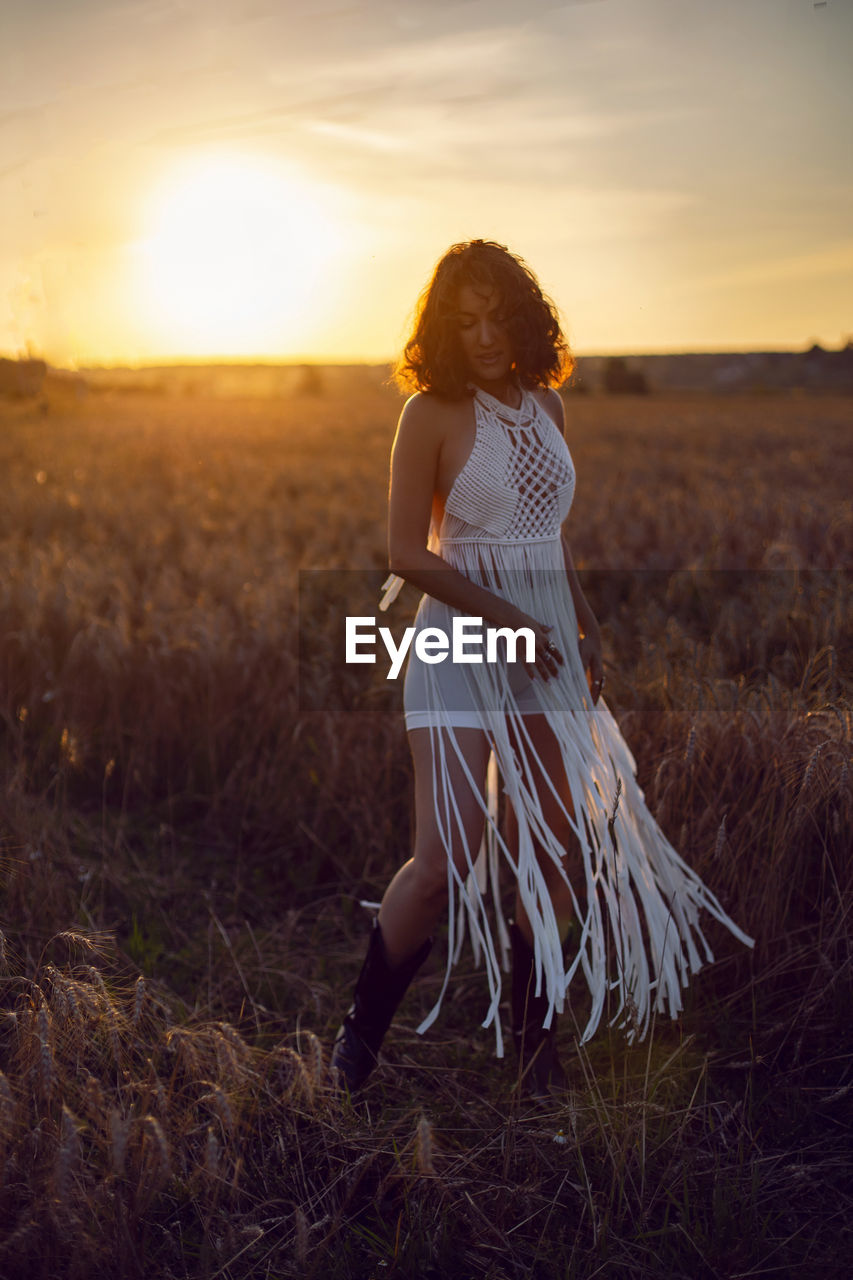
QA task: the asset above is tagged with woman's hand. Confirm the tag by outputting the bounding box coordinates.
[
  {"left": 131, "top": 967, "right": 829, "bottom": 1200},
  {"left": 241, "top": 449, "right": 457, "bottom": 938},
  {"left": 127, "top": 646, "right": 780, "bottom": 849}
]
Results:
[{"left": 518, "top": 618, "right": 564, "bottom": 683}]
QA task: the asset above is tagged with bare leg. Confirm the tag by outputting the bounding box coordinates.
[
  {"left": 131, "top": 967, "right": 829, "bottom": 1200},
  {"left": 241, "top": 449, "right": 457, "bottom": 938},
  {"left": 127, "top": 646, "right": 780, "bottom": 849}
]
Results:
[
  {"left": 501, "top": 714, "right": 579, "bottom": 1097},
  {"left": 504, "top": 714, "right": 579, "bottom": 944},
  {"left": 378, "top": 727, "right": 492, "bottom": 966}
]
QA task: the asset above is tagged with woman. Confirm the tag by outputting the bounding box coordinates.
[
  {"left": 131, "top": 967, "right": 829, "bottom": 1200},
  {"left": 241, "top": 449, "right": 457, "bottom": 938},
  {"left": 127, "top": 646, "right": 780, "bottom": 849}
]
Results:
[{"left": 331, "top": 240, "right": 751, "bottom": 1098}]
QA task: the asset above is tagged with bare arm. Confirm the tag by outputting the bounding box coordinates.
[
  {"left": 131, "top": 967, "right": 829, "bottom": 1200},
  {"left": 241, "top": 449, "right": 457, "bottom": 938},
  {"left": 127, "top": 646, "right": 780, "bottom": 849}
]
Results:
[{"left": 387, "top": 394, "right": 561, "bottom": 679}]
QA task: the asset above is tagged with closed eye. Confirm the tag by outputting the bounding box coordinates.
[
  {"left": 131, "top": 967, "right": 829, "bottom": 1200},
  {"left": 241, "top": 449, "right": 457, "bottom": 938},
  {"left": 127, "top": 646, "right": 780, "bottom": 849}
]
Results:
[{"left": 455, "top": 309, "right": 509, "bottom": 328}]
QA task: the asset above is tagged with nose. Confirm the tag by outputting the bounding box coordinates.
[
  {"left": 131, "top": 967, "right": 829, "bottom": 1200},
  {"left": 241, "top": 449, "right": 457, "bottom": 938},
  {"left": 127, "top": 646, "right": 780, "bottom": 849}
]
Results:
[{"left": 476, "top": 316, "right": 498, "bottom": 347}]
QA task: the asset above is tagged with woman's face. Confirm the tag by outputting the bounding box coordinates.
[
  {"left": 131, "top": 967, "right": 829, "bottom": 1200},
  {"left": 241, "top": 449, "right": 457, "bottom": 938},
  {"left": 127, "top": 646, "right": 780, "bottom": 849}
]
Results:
[{"left": 454, "top": 282, "right": 514, "bottom": 387}]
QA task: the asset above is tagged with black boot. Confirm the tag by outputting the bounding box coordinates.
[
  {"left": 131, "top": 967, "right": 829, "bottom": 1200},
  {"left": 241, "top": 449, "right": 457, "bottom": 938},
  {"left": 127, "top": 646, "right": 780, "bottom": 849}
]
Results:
[
  {"left": 510, "top": 922, "right": 567, "bottom": 1103},
  {"left": 330, "top": 920, "right": 432, "bottom": 1093}
]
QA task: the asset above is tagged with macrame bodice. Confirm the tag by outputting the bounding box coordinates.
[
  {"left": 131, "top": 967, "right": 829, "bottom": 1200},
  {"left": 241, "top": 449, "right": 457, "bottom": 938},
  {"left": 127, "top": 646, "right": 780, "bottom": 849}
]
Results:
[{"left": 440, "top": 387, "right": 575, "bottom": 545}]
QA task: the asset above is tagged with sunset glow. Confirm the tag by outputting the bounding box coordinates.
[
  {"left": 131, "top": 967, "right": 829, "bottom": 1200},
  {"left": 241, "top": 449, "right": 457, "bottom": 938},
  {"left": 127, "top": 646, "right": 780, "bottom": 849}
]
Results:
[
  {"left": 1, "top": 0, "right": 850, "bottom": 365},
  {"left": 133, "top": 154, "right": 345, "bottom": 358}
]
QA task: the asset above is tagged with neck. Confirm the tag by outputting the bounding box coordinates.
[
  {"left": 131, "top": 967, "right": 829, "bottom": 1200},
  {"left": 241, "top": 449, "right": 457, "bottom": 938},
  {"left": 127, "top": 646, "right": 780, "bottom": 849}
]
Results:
[{"left": 473, "top": 376, "right": 521, "bottom": 409}]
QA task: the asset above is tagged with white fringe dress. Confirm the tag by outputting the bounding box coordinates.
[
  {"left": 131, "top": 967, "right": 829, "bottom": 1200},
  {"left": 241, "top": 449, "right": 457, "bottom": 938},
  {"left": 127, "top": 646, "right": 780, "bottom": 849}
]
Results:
[{"left": 381, "top": 386, "right": 753, "bottom": 1056}]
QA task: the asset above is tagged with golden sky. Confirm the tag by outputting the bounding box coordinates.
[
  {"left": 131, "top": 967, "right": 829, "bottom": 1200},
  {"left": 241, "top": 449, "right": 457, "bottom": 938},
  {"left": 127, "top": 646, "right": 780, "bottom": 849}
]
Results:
[{"left": 2, "top": 0, "right": 851, "bottom": 365}]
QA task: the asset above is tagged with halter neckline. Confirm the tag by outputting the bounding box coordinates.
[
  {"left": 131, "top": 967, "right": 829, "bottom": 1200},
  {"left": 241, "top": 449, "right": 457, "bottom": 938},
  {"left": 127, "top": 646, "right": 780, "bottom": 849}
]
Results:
[{"left": 473, "top": 384, "right": 531, "bottom": 423}]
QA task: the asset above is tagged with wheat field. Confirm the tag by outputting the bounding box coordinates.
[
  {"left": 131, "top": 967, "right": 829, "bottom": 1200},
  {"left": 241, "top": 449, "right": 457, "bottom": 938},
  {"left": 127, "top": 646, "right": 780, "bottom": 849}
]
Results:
[{"left": 0, "top": 379, "right": 851, "bottom": 1278}]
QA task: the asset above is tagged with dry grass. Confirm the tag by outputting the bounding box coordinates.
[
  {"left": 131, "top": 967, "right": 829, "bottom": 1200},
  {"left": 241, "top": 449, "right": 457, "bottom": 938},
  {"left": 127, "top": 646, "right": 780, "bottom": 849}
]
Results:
[{"left": 0, "top": 382, "right": 851, "bottom": 1277}]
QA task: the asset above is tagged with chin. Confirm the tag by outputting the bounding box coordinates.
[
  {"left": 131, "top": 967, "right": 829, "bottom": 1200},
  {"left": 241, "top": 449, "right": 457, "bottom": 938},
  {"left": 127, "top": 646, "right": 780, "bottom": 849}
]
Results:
[{"left": 475, "top": 361, "right": 511, "bottom": 381}]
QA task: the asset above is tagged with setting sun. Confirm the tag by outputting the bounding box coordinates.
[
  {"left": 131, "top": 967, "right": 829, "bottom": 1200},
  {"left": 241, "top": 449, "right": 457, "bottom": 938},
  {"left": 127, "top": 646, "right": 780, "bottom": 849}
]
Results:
[{"left": 133, "top": 153, "right": 345, "bottom": 359}]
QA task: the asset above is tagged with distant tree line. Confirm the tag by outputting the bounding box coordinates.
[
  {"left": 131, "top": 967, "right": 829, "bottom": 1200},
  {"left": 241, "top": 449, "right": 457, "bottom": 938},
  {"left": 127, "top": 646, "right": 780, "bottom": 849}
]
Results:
[
  {"left": 602, "top": 357, "right": 649, "bottom": 394},
  {"left": 0, "top": 356, "right": 46, "bottom": 398}
]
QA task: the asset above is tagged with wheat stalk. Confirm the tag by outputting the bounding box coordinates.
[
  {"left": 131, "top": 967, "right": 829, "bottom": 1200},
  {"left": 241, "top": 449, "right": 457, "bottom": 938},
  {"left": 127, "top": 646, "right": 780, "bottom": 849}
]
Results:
[
  {"left": 0, "top": 1069, "right": 16, "bottom": 1145},
  {"left": 684, "top": 724, "right": 697, "bottom": 768},
  {"left": 797, "top": 741, "right": 826, "bottom": 807},
  {"left": 143, "top": 1114, "right": 170, "bottom": 1177},
  {"left": 301, "top": 1029, "right": 325, "bottom": 1090},
  {"left": 132, "top": 975, "right": 146, "bottom": 1025},
  {"left": 200, "top": 1082, "right": 235, "bottom": 1136},
  {"left": 415, "top": 1115, "right": 435, "bottom": 1175},
  {"left": 36, "top": 998, "right": 54, "bottom": 1095},
  {"left": 205, "top": 1125, "right": 220, "bottom": 1177},
  {"left": 54, "top": 1105, "right": 81, "bottom": 1210},
  {"left": 109, "top": 1108, "right": 131, "bottom": 1176},
  {"left": 294, "top": 1208, "right": 309, "bottom": 1266}
]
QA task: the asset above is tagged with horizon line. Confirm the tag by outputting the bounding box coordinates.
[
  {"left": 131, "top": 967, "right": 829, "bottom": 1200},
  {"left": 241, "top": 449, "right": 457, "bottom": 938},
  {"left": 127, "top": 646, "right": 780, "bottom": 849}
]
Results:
[{"left": 5, "top": 340, "right": 851, "bottom": 372}]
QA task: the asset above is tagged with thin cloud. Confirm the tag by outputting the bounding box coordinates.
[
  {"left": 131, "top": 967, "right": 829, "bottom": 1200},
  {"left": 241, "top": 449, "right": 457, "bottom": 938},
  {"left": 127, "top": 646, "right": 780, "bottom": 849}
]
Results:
[
  {"left": 143, "top": 85, "right": 396, "bottom": 147},
  {"left": 689, "top": 241, "right": 853, "bottom": 292}
]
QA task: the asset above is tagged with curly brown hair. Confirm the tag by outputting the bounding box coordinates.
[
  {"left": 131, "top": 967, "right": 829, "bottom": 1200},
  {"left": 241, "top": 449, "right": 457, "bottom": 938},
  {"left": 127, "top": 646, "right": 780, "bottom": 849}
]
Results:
[{"left": 395, "top": 240, "right": 573, "bottom": 398}]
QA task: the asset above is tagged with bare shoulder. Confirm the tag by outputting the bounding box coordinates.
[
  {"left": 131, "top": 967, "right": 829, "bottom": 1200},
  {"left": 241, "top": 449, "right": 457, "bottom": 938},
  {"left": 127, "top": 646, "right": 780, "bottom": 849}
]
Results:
[
  {"left": 533, "top": 386, "right": 566, "bottom": 434},
  {"left": 396, "top": 390, "right": 468, "bottom": 442}
]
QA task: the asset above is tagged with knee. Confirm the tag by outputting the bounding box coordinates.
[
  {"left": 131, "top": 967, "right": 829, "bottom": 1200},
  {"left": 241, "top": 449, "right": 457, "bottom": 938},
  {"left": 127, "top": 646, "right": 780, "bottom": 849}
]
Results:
[{"left": 408, "top": 859, "right": 450, "bottom": 911}]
